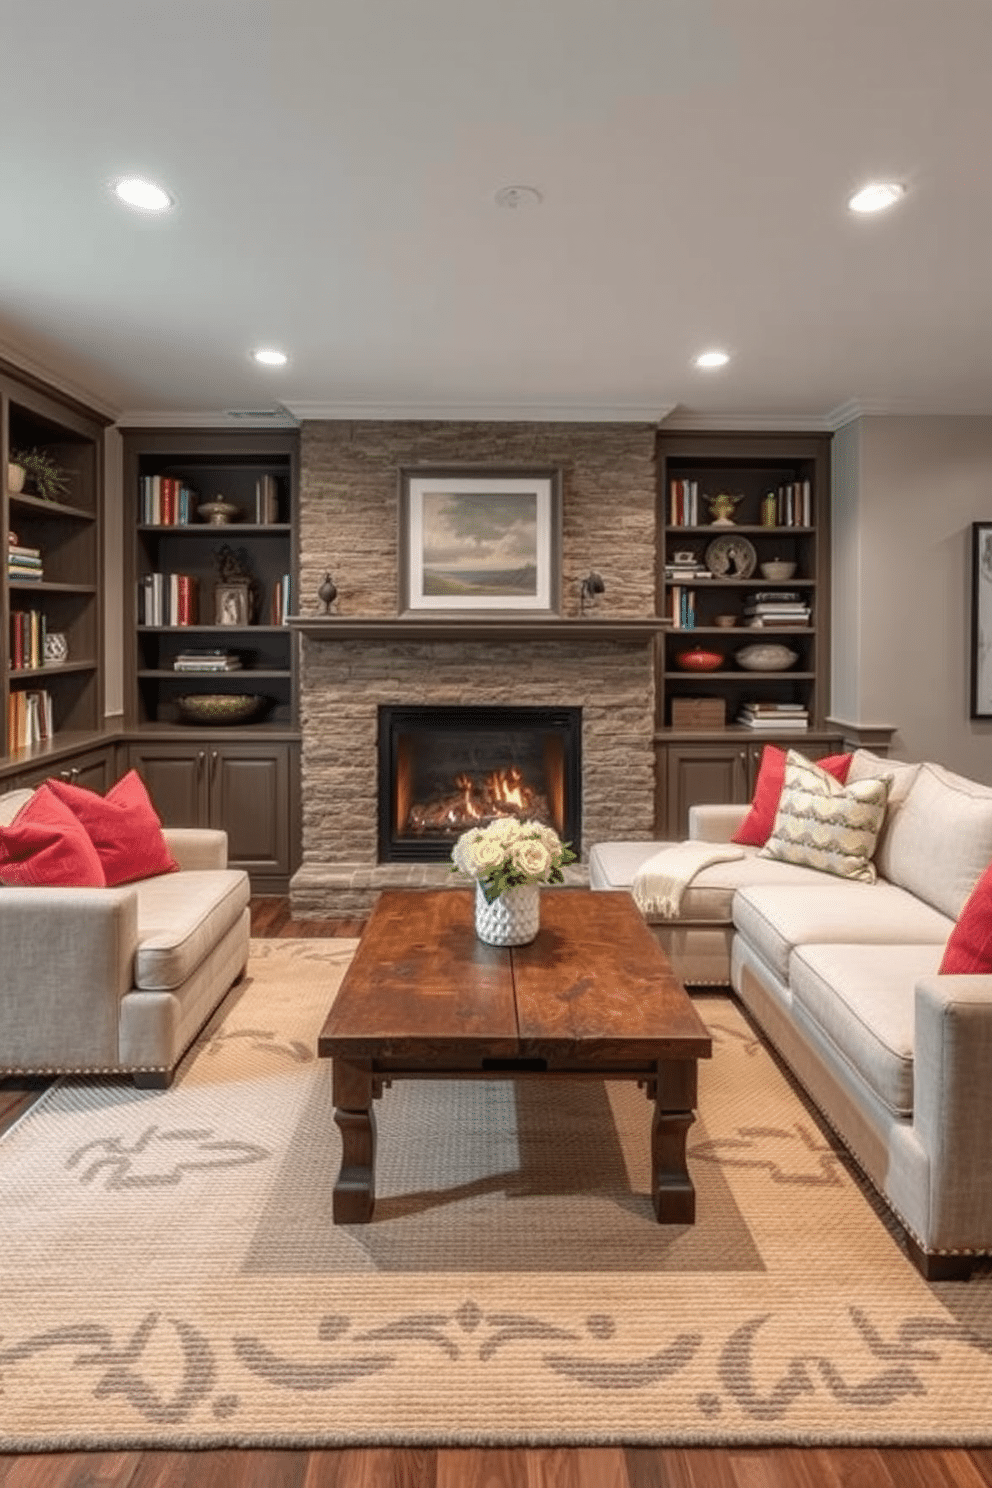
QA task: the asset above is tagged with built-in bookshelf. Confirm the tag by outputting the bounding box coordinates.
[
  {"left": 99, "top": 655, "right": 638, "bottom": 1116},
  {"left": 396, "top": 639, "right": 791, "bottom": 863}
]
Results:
[
  {"left": 655, "top": 430, "right": 841, "bottom": 835},
  {"left": 1, "top": 359, "right": 108, "bottom": 766},
  {"left": 120, "top": 428, "right": 301, "bottom": 890}
]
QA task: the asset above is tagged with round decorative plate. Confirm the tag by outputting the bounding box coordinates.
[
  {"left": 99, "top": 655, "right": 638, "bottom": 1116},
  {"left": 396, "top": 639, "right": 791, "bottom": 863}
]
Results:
[
  {"left": 735, "top": 644, "right": 799, "bottom": 672},
  {"left": 703, "top": 534, "right": 757, "bottom": 579}
]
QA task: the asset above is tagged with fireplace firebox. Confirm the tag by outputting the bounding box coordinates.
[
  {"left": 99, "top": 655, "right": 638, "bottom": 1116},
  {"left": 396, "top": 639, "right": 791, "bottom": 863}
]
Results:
[{"left": 378, "top": 705, "right": 581, "bottom": 863}]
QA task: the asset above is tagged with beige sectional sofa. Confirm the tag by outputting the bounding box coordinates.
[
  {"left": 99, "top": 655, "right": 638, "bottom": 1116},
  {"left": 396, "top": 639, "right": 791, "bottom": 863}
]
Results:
[
  {"left": 0, "top": 786, "right": 251, "bottom": 1088},
  {"left": 590, "top": 750, "right": 992, "bottom": 1279}
]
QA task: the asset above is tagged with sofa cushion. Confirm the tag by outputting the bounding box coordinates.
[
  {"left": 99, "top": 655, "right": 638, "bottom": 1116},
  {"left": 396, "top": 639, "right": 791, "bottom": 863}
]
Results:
[
  {"left": 731, "top": 745, "right": 852, "bottom": 847},
  {"left": 132, "top": 868, "right": 250, "bottom": 990},
  {"left": 0, "top": 787, "right": 107, "bottom": 888},
  {"left": 790, "top": 943, "right": 944, "bottom": 1118},
  {"left": 760, "top": 752, "right": 890, "bottom": 884},
  {"left": 589, "top": 840, "right": 854, "bottom": 924},
  {"left": 733, "top": 881, "right": 954, "bottom": 984},
  {"left": 46, "top": 770, "right": 179, "bottom": 886},
  {"left": 881, "top": 762, "right": 992, "bottom": 920},
  {"left": 845, "top": 749, "right": 921, "bottom": 882},
  {"left": 939, "top": 859, "right": 992, "bottom": 973}
]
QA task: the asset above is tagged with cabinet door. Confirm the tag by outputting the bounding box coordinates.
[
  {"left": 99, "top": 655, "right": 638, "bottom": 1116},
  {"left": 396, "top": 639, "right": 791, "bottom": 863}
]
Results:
[
  {"left": 12, "top": 747, "right": 116, "bottom": 794},
  {"left": 207, "top": 743, "right": 291, "bottom": 878},
  {"left": 128, "top": 744, "right": 209, "bottom": 827},
  {"left": 665, "top": 743, "right": 749, "bottom": 838}
]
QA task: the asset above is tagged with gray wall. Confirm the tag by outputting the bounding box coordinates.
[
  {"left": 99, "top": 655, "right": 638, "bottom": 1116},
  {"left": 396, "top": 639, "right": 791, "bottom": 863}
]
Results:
[{"left": 833, "top": 415, "right": 992, "bottom": 779}]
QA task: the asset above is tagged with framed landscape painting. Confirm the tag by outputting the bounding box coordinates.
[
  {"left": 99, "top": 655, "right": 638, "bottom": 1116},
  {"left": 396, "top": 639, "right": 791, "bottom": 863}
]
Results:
[
  {"left": 399, "top": 467, "right": 562, "bottom": 614},
  {"left": 971, "top": 522, "right": 992, "bottom": 717}
]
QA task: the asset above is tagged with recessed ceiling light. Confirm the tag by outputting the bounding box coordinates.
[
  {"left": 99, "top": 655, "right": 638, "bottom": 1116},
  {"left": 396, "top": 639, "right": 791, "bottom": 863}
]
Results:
[
  {"left": 847, "top": 181, "right": 905, "bottom": 214},
  {"left": 494, "top": 185, "right": 543, "bottom": 209},
  {"left": 252, "top": 349, "right": 288, "bottom": 367},
  {"left": 113, "top": 177, "right": 173, "bottom": 212},
  {"left": 695, "top": 350, "right": 729, "bottom": 369}
]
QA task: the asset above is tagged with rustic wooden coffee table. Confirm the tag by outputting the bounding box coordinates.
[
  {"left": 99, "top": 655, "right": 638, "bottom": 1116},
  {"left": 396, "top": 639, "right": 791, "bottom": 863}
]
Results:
[{"left": 318, "top": 888, "right": 712, "bottom": 1225}]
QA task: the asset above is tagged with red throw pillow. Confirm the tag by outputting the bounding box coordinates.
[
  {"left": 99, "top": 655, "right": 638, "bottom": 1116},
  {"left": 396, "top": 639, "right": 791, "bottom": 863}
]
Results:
[
  {"left": 0, "top": 787, "right": 106, "bottom": 887},
  {"left": 45, "top": 769, "right": 179, "bottom": 886},
  {"left": 732, "top": 745, "right": 854, "bottom": 847},
  {"left": 939, "top": 861, "right": 992, "bottom": 973}
]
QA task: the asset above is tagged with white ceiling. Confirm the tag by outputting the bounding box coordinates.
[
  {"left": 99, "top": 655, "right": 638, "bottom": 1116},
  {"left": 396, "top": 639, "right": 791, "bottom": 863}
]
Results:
[{"left": 3, "top": 0, "right": 992, "bottom": 428}]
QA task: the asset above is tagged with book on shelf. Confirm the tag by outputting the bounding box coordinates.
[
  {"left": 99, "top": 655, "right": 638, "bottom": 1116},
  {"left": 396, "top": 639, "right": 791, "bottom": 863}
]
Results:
[
  {"left": 774, "top": 480, "right": 812, "bottom": 527},
  {"left": 138, "top": 572, "right": 199, "bottom": 626},
  {"left": 9, "top": 609, "right": 47, "bottom": 670},
  {"left": 139, "top": 475, "right": 199, "bottom": 525},
  {"left": 173, "top": 649, "right": 242, "bottom": 672},
  {"left": 255, "top": 475, "right": 280, "bottom": 524},
  {"left": 270, "top": 573, "right": 291, "bottom": 624},
  {"left": 7, "top": 687, "right": 53, "bottom": 751},
  {"left": 668, "top": 479, "right": 699, "bottom": 527}
]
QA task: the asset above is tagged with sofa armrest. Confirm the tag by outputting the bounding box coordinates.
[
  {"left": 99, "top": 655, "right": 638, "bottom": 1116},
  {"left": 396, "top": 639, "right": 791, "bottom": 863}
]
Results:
[
  {"left": 688, "top": 803, "right": 749, "bottom": 843},
  {"left": 913, "top": 975, "right": 992, "bottom": 1248},
  {"left": 163, "top": 827, "right": 229, "bottom": 870},
  {"left": 0, "top": 887, "right": 140, "bottom": 1070}
]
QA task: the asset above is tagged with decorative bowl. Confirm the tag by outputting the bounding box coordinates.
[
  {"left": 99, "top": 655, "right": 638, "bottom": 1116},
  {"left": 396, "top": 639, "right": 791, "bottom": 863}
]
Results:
[
  {"left": 735, "top": 644, "right": 799, "bottom": 672},
  {"left": 714, "top": 614, "right": 737, "bottom": 628},
  {"left": 197, "top": 500, "right": 240, "bottom": 525},
  {"left": 176, "top": 693, "right": 268, "bottom": 725},
  {"left": 676, "top": 648, "right": 724, "bottom": 672},
  {"left": 759, "top": 560, "right": 797, "bottom": 581}
]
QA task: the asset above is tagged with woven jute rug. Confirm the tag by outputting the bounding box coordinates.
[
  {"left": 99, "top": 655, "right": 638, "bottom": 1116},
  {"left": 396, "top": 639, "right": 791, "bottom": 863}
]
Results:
[{"left": 2, "top": 937, "right": 991, "bottom": 1449}]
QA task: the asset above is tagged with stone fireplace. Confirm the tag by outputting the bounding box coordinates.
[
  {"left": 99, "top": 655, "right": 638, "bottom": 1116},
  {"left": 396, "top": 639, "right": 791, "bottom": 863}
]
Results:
[
  {"left": 378, "top": 703, "right": 582, "bottom": 863},
  {"left": 289, "top": 418, "right": 659, "bottom": 917}
]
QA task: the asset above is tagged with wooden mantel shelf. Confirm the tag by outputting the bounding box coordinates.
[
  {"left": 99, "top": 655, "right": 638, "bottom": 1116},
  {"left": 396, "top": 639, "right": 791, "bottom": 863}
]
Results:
[{"left": 287, "top": 616, "right": 670, "bottom": 642}]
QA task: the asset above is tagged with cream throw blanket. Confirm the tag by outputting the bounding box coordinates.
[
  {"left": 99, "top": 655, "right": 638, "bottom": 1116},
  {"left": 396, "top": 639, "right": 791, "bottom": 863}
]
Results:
[{"left": 631, "top": 841, "right": 746, "bottom": 918}]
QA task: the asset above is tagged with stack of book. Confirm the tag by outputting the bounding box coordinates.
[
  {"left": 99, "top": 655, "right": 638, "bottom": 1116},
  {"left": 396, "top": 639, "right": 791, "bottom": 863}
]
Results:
[
  {"left": 138, "top": 573, "right": 200, "bottom": 626},
  {"left": 9, "top": 609, "right": 47, "bottom": 670},
  {"left": 744, "top": 591, "right": 811, "bottom": 627},
  {"left": 737, "top": 702, "right": 809, "bottom": 731},
  {"left": 8, "top": 542, "right": 43, "bottom": 581},
  {"left": 173, "top": 649, "right": 242, "bottom": 673}
]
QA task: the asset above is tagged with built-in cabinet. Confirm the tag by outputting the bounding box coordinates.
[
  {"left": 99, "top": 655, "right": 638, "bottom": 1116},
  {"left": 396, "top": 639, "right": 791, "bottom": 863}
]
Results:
[
  {"left": 120, "top": 429, "right": 301, "bottom": 891},
  {"left": 1, "top": 358, "right": 109, "bottom": 774},
  {"left": 655, "top": 431, "right": 843, "bottom": 837}
]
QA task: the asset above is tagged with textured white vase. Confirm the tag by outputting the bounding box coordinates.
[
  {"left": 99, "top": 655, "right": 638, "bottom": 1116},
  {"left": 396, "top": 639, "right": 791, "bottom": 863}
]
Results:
[
  {"left": 474, "top": 881, "right": 540, "bottom": 947},
  {"left": 7, "top": 462, "right": 25, "bottom": 495}
]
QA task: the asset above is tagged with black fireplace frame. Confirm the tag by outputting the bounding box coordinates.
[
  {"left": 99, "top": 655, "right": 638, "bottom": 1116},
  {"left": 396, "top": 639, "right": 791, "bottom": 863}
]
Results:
[{"left": 378, "top": 704, "right": 582, "bottom": 864}]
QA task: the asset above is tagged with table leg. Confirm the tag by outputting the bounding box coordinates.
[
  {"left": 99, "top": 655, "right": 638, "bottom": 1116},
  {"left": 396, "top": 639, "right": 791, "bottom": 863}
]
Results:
[
  {"left": 651, "top": 1059, "right": 697, "bottom": 1224},
  {"left": 332, "top": 1058, "right": 377, "bottom": 1223}
]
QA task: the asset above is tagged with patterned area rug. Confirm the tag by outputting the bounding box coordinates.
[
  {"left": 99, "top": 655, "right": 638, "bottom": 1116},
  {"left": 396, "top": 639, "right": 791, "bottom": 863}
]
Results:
[{"left": 1, "top": 937, "right": 991, "bottom": 1449}]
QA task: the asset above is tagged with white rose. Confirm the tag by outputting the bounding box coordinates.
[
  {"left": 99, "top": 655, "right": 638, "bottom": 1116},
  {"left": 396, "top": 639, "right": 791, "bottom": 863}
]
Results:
[
  {"left": 530, "top": 821, "right": 562, "bottom": 854},
  {"left": 512, "top": 838, "right": 552, "bottom": 880},
  {"left": 452, "top": 827, "right": 483, "bottom": 875},
  {"left": 489, "top": 816, "right": 523, "bottom": 844},
  {"left": 470, "top": 835, "right": 506, "bottom": 874}
]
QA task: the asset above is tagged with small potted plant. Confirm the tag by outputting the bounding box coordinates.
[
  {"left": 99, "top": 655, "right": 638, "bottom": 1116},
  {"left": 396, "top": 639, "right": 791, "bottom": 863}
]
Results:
[{"left": 11, "top": 447, "right": 71, "bottom": 502}]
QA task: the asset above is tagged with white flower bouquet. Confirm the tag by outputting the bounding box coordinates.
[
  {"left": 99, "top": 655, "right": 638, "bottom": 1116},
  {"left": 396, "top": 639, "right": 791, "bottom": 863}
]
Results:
[{"left": 451, "top": 817, "right": 577, "bottom": 903}]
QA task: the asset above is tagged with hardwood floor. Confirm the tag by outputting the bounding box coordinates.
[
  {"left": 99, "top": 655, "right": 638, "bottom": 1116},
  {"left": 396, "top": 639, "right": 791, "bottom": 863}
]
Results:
[{"left": 1, "top": 898, "right": 990, "bottom": 1485}]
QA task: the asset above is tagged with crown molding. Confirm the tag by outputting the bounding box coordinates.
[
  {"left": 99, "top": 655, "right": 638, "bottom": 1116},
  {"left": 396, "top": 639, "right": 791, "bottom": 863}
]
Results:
[
  {"left": 0, "top": 335, "right": 120, "bottom": 422},
  {"left": 114, "top": 408, "right": 300, "bottom": 428},
  {"left": 283, "top": 400, "right": 671, "bottom": 424},
  {"left": 659, "top": 409, "right": 836, "bottom": 432}
]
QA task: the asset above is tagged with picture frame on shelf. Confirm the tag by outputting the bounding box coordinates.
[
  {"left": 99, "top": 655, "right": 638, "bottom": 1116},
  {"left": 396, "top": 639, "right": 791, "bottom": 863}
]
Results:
[
  {"left": 398, "top": 466, "right": 562, "bottom": 615},
  {"left": 215, "top": 581, "right": 251, "bottom": 627},
  {"left": 970, "top": 522, "right": 992, "bottom": 717}
]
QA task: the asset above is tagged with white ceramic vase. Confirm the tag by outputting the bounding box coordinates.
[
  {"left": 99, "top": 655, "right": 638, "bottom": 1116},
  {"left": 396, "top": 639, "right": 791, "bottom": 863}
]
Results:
[
  {"left": 7, "top": 462, "right": 25, "bottom": 495},
  {"left": 474, "top": 881, "right": 540, "bottom": 947}
]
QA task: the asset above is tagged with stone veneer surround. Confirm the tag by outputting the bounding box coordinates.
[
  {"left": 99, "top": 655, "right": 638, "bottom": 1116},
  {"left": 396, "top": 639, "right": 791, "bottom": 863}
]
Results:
[{"left": 291, "top": 420, "right": 658, "bottom": 916}]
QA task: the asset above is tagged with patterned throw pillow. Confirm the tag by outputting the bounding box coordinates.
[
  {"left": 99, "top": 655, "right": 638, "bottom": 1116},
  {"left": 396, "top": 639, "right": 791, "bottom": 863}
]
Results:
[{"left": 759, "top": 751, "right": 891, "bottom": 883}]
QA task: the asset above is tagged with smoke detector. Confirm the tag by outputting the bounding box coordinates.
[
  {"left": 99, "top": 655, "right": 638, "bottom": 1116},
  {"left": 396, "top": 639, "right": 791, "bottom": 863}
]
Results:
[{"left": 494, "top": 185, "right": 543, "bottom": 209}]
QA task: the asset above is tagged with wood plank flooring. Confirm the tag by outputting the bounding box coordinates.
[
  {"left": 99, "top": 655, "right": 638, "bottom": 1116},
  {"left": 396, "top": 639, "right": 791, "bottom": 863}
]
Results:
[{"left": 1, "top": 897, "right": 990, "bottom": 1485}]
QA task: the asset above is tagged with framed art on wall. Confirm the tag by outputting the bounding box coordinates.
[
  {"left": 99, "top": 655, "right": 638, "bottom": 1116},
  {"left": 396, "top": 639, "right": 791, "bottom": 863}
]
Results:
[
  {"left": 398, "top": 467, "right": 562, "bottom": 614},
  {"left": 970, "top": 522, "right": 992, "bottom": 717}
]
